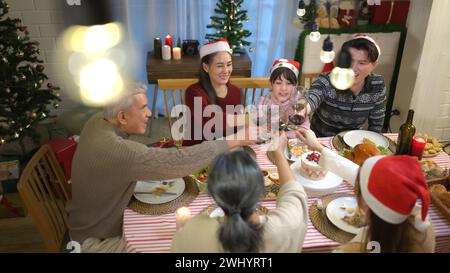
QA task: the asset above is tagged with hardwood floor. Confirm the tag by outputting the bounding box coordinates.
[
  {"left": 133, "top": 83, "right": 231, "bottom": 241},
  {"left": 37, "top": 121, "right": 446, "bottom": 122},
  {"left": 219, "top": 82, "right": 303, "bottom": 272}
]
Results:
[
  {"left": 0, "top": 215, "right": 47, "bottom": 253},
  {"left": 0, "top": 117, "right": 171, "bottom": 253}
]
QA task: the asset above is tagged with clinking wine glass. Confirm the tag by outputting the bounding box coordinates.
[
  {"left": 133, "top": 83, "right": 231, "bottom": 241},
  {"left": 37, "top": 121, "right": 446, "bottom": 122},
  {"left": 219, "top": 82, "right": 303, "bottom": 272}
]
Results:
[{"left": 288, "top": 86, "right": 307, "bottom": 126}]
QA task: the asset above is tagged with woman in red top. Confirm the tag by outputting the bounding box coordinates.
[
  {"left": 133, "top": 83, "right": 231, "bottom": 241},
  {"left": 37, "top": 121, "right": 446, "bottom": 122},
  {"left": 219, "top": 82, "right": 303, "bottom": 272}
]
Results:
[{"left": 182, "top": 39, "right": 242, "bottom": 146}]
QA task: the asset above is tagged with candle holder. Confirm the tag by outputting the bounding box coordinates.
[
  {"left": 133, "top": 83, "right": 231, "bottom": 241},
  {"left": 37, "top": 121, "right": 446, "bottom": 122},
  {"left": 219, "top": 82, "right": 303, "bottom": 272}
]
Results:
[
  {"left": 175, "top": 206, "right": 191, "bottom": 230},
  {"left": 410, "top": 136, "right": 426, "bottom": 160}
]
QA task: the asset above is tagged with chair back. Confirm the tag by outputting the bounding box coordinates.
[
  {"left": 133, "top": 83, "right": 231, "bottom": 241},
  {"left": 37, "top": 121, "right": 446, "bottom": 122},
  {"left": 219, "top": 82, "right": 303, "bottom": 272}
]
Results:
[
  {"left": 17, "top": 144, "right": 71, "bottom": 253},
  {"left": 157, "top": 77, "right": 271, "bottom": 138},
  {"left": 300, "top": 73, "right": 321, "bottom": 89}
]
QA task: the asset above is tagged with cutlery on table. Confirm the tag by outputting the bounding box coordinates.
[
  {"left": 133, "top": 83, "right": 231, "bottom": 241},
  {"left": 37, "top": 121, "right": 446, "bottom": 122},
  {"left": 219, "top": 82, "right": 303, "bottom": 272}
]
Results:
[{"left": 135, "top": 191, "right": 178, "bottom": 195}]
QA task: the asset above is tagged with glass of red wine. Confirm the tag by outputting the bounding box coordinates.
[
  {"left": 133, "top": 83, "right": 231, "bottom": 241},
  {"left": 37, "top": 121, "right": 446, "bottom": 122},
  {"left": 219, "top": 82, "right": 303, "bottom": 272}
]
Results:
[{"left": 287, "top": 86, "right": 307, "bottom": 127}]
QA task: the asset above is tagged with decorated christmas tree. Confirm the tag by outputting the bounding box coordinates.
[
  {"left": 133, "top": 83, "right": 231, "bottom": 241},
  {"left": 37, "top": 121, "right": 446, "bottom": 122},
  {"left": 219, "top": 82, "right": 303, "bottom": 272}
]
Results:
[
  {"left": 205, "top": 0, "right": 252, "bottom": 54},
  {"left": 0, "top": 0, "right": 60, "bottom": 155}
]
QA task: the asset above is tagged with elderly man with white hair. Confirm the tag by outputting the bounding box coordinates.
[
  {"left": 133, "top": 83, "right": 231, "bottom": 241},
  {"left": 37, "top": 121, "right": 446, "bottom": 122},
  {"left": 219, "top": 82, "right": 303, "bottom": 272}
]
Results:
[{"left": 66, "top": 81, "right": 255, "bottom": 253}]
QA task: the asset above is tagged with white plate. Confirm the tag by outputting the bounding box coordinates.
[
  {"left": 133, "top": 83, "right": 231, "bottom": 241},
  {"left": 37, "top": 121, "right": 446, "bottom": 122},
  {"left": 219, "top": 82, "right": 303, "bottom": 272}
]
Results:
[
  {"left": 343, "top": 130, "right": 389, "bottom": 148},
  {"left": 133, "top": 178, "right": 185, "bottom": 205},
  {"left": 326, "top": 196, "right": 364, "bottom": 235},
  {"left": 290, "top": 161, "right": 342, "bottom": 197}
]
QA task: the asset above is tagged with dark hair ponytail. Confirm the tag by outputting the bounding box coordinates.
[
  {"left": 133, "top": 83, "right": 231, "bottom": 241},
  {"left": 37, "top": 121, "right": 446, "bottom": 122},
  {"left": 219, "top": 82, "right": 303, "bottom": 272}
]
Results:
[{"left": 208, "top": 150, "right": 265, "bottom": 253}]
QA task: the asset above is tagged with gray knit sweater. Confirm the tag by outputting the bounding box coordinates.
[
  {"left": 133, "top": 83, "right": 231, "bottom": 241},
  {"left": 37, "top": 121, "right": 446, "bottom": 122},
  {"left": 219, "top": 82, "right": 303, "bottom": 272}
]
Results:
[
  {"left": 67, "top": 113, "right": 229, "bottom": 243},
  {"left": 305, "top": 73, "right": 386, "bottom": 137}
]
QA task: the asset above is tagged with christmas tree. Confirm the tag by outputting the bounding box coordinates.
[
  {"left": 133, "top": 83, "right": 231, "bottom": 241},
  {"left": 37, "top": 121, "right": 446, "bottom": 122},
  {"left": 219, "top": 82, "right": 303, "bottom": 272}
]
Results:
[
  {"left": 205, "top": 0, "right": 252, "bottom": 54},
  {"left": 0, "top": 0, "right": 60, "bottom": 155}
]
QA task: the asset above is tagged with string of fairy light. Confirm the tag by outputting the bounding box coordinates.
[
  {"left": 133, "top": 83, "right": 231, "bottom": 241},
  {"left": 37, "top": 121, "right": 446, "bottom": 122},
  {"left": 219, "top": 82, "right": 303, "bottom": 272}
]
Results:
[{"left": 296, "top": 0, "right": 380, "bottom": 90}]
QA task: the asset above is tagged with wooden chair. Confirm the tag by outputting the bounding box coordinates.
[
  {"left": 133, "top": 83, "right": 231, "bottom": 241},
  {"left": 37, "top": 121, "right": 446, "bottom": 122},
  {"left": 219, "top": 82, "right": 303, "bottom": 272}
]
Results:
[
  {"left": 157, "top": 77, "right": 271, "bottom": 138},
  {"left": 17, "top": 144, "right": 71, "bottom": 253},
  {"left": 300, "top": 73, "right": 321, "bottom": 89}
]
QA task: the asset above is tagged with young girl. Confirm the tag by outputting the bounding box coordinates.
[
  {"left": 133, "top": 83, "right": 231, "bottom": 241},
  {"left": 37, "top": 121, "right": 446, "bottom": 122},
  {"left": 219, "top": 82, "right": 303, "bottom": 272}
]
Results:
[
  {"left": 257, "top": 59, "right": 310, "bottom": 138},
  {"left": 296, "top": 128, "right": 435, "bottom": 253}
]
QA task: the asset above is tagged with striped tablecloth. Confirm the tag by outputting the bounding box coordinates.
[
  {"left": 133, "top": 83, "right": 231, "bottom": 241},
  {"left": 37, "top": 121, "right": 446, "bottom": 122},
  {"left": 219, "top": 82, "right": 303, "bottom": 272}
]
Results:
[{"left": 123, "top": 133, "right": 450, "bottom": 253}]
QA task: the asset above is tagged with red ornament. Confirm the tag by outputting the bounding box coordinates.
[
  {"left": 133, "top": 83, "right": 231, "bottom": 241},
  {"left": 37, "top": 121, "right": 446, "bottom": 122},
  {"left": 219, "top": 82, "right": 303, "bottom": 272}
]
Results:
[
  {"left": 47, "top": 83, "right": 53, "bottom": 89},
  {"left": 36, "top": 64, "right": 44, "bottom": 72},
  {"left": 19, "top": 26, "right": 27, "bottom": 32}
]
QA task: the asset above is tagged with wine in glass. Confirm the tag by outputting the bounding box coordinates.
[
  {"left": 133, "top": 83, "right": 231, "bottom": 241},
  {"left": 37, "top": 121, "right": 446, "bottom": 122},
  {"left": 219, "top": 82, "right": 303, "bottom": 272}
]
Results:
[{"left": 288, "top": 86, "right": 307, "bottom": 126}]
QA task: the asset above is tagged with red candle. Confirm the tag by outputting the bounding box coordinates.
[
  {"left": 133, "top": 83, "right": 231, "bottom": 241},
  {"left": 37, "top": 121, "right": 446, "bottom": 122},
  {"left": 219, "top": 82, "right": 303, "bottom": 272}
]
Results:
[
  {"left": 410, "top": 136, "right": 426, "bottom": 160},
  {"left": 165, "top": 35, "right": 173, "bottom": 49}
]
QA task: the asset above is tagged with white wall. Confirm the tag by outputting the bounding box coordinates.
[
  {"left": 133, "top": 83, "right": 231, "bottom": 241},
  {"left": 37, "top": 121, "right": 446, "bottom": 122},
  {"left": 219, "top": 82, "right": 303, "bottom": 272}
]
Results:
[
  {"left": 8, "top": 0, "right": 78, "bottom": 116},
  {"left": 391, "top": 0, "right": 433, "bottom": 132},
  {"left": 409, "top": 0, "right": 450, "bottom": 141}
]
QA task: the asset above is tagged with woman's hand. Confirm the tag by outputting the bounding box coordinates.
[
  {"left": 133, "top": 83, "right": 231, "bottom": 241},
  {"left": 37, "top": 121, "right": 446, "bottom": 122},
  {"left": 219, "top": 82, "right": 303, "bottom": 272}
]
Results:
[
  {"left": 294, "top": 128, "right": 323, "bottom": 152},
  {"left": 274, "top": 131, "right": 288, "bottom": 155}
]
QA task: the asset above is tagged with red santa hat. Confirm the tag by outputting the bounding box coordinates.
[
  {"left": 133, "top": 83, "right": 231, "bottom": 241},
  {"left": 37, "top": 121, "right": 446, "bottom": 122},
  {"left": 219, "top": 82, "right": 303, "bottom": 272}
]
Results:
[
  {"left": 269, "top": 59, "right": 300, "bottom": 78},
  {"left": 359, "top": 155, "right": 431, "bottom": 231},
  {"left": 351, "top": 33, "right": 381, "bottom": 61},
  {"left": 199, "top": 38, "right": 232, "bottom": 59}
]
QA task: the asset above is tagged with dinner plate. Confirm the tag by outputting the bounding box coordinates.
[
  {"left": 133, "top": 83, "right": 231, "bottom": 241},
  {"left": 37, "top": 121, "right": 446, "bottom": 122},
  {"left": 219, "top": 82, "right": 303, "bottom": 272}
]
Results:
[
  {"left": 343, "top": 130, "right": 390, "bottom": 148},
  {"left": 326, "top": 196, "right": 364, "bottom": 235},
  {"left": 422, "top": 148, "right": 442, "bottom": 158},
  {"left": 290, "top": 161, "right": 342, "bottom": 197},
  {"left": 133, "top": 178, "right": 185, "bottom": 204}
]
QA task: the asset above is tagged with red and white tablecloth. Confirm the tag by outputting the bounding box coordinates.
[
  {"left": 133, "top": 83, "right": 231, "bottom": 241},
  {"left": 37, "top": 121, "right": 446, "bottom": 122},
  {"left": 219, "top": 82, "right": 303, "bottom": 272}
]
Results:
[{"left": 123, "top": 134, "right": 450, "bottom": 253}]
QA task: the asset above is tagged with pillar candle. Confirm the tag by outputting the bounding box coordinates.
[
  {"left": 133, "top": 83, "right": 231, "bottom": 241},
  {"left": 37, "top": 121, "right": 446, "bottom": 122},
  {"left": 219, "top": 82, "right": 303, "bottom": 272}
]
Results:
[
  {"left": 175, "top": 206, "right": 191, "bottom": 229},
  {"left": 410, "top": 136, "right": 426, "bottom": 160},
  {"left": 154, "top": 37, "right": 162, "bottom": 58},
  {"left": 172, "top": 47, "right": 181, "bottom": 60},
  {"left": 165, "top": 35, "right": 173, "bottom": 49},
  {"left": 162, "top": 45, "right": 171, "bottom": 61}
]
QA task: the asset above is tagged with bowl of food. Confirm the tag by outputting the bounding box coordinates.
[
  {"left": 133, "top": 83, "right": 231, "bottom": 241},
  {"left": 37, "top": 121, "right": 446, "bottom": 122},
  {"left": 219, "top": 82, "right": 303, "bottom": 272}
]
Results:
[{"left": 192, "top": 166, "right": 209, "bottom": 193}]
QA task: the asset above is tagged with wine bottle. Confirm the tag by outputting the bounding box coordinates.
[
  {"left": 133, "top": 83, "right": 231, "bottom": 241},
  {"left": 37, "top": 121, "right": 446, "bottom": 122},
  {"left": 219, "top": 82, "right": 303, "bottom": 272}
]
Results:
[{"left": 395, "top": 109, "right": 416, "bottom": 155}]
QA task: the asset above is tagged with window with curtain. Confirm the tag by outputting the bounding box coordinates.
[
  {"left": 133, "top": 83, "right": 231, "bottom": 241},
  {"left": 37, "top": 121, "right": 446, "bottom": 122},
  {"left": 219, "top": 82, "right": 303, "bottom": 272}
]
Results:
[{"left": 116, "top": 0, "right": 301, "bottom": 116}]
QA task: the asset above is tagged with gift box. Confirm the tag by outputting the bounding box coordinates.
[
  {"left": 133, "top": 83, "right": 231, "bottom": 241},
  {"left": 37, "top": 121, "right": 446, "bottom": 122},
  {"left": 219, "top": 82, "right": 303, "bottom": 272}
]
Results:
[
  {"left": 0, "top": 156, "right": 20, "bottom": 193},
  {"left": 47, "top": 136, "right": 77, "bottom": 180},
  {"left": 0, "top": 193, "right": 26, "bottom": 218},
  {"left": 369, "top": 0, "right": 410, "bottom": 25},
  {"left": 338, "top": 8, "right": 357, "bottom": 28},
  {"left": 338, "top": 0, "right": 356, "bottom": 28}
]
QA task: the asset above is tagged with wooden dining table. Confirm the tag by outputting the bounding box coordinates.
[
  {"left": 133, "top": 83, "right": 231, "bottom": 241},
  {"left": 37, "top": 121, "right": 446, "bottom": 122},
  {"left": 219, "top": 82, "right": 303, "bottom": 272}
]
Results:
[{"left": 122, "top": 133, "right": 450, "bottom": 253}]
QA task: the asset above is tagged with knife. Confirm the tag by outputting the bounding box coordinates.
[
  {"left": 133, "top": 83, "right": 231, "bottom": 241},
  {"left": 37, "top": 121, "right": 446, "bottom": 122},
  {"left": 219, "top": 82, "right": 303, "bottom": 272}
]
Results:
[{"left": 135, "top": 191, "right": 178, "bottom": 195}]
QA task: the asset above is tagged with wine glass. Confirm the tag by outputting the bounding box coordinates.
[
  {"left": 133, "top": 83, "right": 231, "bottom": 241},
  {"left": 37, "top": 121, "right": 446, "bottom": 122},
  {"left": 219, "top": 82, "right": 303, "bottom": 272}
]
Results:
[{"left": 287, "top": 86, "right": 307, "bottom": 127}]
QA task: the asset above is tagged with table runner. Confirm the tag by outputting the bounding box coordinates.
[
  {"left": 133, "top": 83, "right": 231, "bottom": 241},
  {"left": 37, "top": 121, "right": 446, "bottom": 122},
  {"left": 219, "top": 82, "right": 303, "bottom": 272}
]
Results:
[{"left": 123, "top": 134, "right": 450, "bottom": 253}]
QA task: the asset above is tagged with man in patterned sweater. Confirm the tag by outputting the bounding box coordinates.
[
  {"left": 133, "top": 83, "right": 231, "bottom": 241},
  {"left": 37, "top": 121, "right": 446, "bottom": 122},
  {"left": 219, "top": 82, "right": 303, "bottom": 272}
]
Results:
[{"left": 302, "top": 34, "right": 386, "bottom": 137}]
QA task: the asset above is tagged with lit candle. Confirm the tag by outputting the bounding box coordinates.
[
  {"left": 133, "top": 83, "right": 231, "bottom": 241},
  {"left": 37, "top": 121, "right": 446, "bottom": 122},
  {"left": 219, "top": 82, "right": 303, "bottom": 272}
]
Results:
[
  {"left": 162, "top": 45, "right": 171, "bottom": 61},
  {"left": 410, "top": 136, "right": 426, "bottom": 160},
  {"left": 165, "top": 35, "right": 173, "bottom": 49},
  {"left": 172, "top": 47, "right": 181, "bottom": 60},
  {"left": 176, "top": 206, "right": 191, "bottom": 229}
]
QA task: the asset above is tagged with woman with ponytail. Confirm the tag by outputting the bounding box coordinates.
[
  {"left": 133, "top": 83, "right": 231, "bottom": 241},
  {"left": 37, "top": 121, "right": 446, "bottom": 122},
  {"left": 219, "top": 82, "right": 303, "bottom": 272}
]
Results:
[{"left": 172, "top": 132, "right": 309, "bottom": 253}]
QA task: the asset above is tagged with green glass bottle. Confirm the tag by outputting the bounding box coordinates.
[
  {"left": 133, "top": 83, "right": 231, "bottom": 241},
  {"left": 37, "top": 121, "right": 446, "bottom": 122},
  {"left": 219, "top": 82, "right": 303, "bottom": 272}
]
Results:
[{"left": 395, "top": 109, "right": 416, "bottom": 155}]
